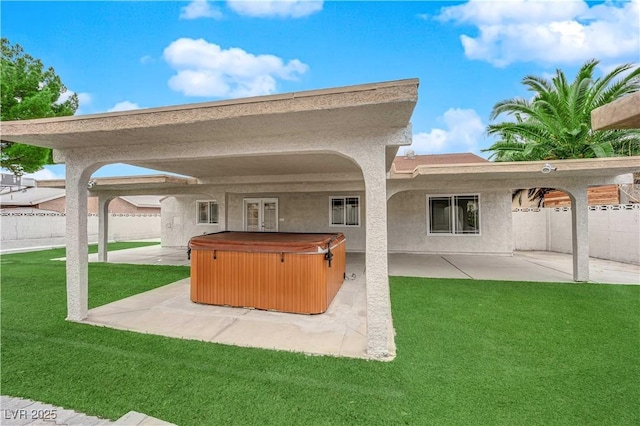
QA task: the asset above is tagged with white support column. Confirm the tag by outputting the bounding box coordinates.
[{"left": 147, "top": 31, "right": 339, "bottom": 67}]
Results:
[
  {"left": 361, "top": 152, "right": 394, "bottom": 359},
  {"left": 65, "top": 162, "right": 97, "bottom": 321},
  {"left": 566, "top": 185, "right": 589, "bottom": 282},
  {"left": 97, "top": 196, "right": 113, "bottom": 262}
]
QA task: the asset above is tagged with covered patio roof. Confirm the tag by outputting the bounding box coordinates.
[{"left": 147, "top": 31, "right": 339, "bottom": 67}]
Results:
[
  {"left": 34, "top": 156, "right": 640, "bottom": 196},
  {"left": 389, "top": 156, "right": 640, "bottom": 191},
  {"left": 591, "top": 91, "right": 640, "bottom": 130},
  {"left": 391, "top": 156, "right": 640, "bottom": 180},
  {"left": 1, "top": 79, "right": 418, "bottom": 177},
  {"left": 36, "top": 174, "right": 197, "bottom": 191}
]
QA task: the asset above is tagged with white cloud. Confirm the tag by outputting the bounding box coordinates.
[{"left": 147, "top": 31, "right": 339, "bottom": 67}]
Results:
[
  {"left": 438, "top": 0, "right": 640, "bottom": 67},
  {"left": 140, "top": 55, "right": 154, "bottom": 64},
  {"left": 180, "top": 0, "right": 223, "bottom": 20},
  {"left": 163, "top": 38, "right": 308, "bottom": 97},
  {"left": 108, "top": 101, "right": 141, "bottom": 112},
  {"left": 227, "top": 0, "right": 322, "bottom": 18},
  {"left": 409, "top": 108, "right": 485, "bottom": 154},
  {"left": 77, "top": 92, "right": 92, "bottom": 105},
  {"left": 597, "top": 61, "right": 639, "bottom": 78}
]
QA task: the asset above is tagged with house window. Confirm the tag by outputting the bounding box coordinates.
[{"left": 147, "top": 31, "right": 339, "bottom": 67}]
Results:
[
  {"left": 330, "top": 196, "right": 360, "bottom": 226},
  {"left": 197, "top": 201, "right": 219, "bottom": 224},
  {"left": 427, "top": 195, "right": 480, "bottom": 235}
]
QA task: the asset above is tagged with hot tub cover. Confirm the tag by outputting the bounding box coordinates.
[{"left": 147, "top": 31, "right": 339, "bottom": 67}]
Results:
[{"left": 188, "top": 231, "right": 345, "bottom": 254}]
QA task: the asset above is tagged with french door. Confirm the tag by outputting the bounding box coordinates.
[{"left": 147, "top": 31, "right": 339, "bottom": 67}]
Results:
[{"left": 243, "top": 198, "right": 278, "bottom": 232}]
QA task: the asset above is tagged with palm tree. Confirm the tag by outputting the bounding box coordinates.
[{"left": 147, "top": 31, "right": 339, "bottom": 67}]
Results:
[{"left": 483, "top": 60, "right": 640, "bottom": 161}]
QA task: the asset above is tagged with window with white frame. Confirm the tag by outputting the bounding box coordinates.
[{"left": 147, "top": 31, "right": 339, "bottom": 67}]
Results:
[
  {"left": 427, "top": 194, "right": 480, "bottom": 235},
  {"left": 196, "top": 200, "right": 219, "bottom": 224},
  {"left": 330, "top": 196, "right": 360, "bottom": 226}
]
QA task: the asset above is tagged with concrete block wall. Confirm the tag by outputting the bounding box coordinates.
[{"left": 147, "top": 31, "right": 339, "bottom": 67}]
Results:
[
  {"left": 1, "top": 214, "right": 68, "bottom": 243},
  {"left": 548, "top": 209, "right": 572, "bottom": 254},
  {"left": 0, "top": 213, "right": 160, "bottom": 251},
  {"left": 513, "top": 206, "right": 640, "bottom": 265},
  {"left": 512, "top": 208, "right": 549, "bottom": 250},
  {"left": 108, "top": 214, "right": 162, "bottom": 241},
  {"left": 589, "top": 207, "right": 640, "bottom": 264}
]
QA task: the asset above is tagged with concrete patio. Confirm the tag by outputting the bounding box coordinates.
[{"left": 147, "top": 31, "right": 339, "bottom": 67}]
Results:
[{"left": 79, "top": 245, "right": 639, "bottom": 360}]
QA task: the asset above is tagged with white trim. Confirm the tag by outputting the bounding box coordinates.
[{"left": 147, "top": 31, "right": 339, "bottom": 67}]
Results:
[
  {"left": 243, "top": 198, "right": 279, "bottom": 232},
  {"left": 196, "top": 199, "right": 219, "bottom": 225},
  {"left": 328, "top": 195, "right": 361, "bottom": 227},
  {"left": 425, "top": 193, "right": 481, "bottom": 236}
]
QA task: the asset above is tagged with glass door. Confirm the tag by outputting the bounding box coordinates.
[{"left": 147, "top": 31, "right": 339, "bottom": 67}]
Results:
[{"left": 243, "top": 198, "right": 278, "bottom": 232}]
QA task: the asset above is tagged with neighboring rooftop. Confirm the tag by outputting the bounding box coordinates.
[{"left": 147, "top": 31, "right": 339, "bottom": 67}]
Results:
[
  {"left": 392, "top": 153, "right": 488, "bottom": 172},
  {"left": 0, "top": 207, "right": 62, "bottom": 214},
  {"left": 0, "top": 187, "right": 65, "bottom": 206},
  {"left": 119, "top": 196, "right": 162, "bottom": 208}
]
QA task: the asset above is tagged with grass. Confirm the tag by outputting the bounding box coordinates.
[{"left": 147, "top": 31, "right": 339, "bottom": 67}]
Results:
[{"left": 1, "top": 249, "right": 638, "bottom": 425}]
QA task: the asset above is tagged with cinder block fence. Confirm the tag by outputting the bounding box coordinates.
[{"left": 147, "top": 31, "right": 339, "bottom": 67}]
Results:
[{"left": 513, "top": 205, "right": 640, "bottom": 265}]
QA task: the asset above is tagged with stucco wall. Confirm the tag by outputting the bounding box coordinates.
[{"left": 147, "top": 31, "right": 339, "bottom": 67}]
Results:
[
  {"left": 512, "top": 206, "right": 640, "bottom": 265},
  {"left": 387, "top": 190, "right": 513, "bottom": 255},
  {"left": 161, "top": 193, "right": 226, "bottom": 247},
  {"left": 162, "top": 191, "right": 367, "bottom": 250},
  {"left": 0, "top": 213, "right": 161, "bottom": 251},
  {"left": 228, "top": 192, "right": 367, "bottom": 251},
  {"left": 161, "top": 189, "right": 516, "bottom": 255}
]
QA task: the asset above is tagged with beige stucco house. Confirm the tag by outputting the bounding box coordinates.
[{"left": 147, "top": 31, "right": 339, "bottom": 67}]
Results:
[{"left": 2, "top": 79, "right": 639, "bottom": 358}]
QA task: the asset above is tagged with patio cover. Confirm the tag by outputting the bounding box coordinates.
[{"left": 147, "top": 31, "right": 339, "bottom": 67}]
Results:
[
  {"left": 0, "top": 79, "right": 419, "bottom": 359},
  {"left": 591, "top": 91, "right": 640, "bottom": 130}
]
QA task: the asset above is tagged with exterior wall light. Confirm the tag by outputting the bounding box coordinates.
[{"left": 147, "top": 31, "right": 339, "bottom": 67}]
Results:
[{"left": 541, "top": 163, "right": 557, "bottom": 174}]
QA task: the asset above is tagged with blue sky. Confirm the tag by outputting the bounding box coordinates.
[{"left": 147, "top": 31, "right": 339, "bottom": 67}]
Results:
[{"left": 2, "top": 0, "right": 639, "bottom": 179}]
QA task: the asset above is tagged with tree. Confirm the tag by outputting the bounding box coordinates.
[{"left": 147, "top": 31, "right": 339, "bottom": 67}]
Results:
[
  {"left": 1, "top": 38, "right": 78, "bottom": 175},
  {"left": 483, "top": 60, "right": 640, "bottom": 161}
]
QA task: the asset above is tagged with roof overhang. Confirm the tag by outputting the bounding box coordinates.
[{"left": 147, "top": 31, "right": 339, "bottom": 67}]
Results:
[
  {"left": 591, "top": 92, "right": 640, "bottom": 130},
  {"left": 1, "top": 79, "right": 418, "bottom": 178},
  {"left": 390, "top": 157, "right": 640, "bottom": 183},
  {"left": 37, "top": 175, "right": 197, "bottom": 191}
]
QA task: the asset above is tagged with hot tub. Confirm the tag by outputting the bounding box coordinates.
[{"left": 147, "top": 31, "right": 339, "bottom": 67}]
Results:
[{"left": 188, "top": 231, "right": 346, "bottom": 314}]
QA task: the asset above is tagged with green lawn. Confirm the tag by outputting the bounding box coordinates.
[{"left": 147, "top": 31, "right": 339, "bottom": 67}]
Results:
[{"left": 1, "top": 248, "right": 638, "bottom": 425}]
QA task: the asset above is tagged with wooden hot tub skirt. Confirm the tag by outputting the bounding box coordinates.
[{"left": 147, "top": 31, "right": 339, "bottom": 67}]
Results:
[{"left": 189, "top": 232, "right": 346, "bottom": 314}]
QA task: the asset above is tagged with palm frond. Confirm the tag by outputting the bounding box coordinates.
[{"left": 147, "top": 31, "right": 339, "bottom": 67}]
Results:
[{"left": 485, "top": 59, "right": 640, "bottom": 162}]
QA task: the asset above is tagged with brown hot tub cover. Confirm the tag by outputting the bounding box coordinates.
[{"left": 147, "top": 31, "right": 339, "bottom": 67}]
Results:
[{"left": 188, "top": 231, "right": 345, "bottom": 254}]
